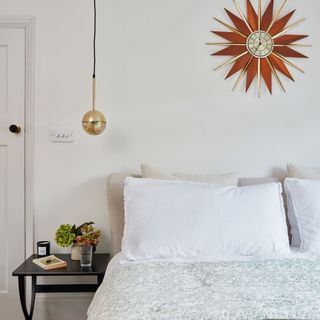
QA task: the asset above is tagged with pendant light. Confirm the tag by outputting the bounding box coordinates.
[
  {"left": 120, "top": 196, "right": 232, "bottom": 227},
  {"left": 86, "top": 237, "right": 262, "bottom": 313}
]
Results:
[{"left": 82, "top": 0, "right": 107, "bottom": 135}]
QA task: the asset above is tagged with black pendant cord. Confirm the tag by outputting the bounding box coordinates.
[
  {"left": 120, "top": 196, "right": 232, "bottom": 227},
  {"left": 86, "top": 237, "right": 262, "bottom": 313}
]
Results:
[{"left": 93, "top": 0, "right": 96, "bottom": 79}]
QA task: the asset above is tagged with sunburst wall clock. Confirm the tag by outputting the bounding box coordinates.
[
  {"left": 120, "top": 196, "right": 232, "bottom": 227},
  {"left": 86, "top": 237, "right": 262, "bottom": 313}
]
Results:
[{"left": 207, "top": 0, "right": 311, "bottom": 96}]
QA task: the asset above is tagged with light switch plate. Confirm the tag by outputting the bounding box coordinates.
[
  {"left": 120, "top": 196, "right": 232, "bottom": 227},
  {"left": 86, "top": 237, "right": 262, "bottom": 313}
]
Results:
[{"left": 50, "top": 128, "right": 74, "bottom": 142}]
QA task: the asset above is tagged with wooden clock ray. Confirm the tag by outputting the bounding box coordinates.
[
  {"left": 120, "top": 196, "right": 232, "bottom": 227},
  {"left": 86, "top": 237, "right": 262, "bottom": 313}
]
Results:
[{"left": 207, "top": 0, "right": 311, "bottom": 96}]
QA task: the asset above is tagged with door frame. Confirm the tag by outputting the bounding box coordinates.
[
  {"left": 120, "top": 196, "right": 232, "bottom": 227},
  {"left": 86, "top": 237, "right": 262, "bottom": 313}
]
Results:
[{"left": 0, "top": 17, "right": 35, "bottom": 258}]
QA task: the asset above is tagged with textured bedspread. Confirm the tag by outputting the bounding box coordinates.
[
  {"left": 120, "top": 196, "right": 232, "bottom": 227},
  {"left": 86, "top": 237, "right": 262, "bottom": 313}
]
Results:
[{"left": 87, "top": 259, "right": 320, "bottom": 320}]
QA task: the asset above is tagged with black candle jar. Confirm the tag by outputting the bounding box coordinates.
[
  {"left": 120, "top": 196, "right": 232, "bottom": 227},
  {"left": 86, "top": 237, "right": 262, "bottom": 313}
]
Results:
[{"left": 37, "top": 241, "right": 50, "bottom": 258}]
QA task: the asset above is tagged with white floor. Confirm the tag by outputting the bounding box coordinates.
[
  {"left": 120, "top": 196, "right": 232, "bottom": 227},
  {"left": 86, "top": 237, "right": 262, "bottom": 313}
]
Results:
[{"left": 33, "top": 294, "right": 93, "bottom": 320}]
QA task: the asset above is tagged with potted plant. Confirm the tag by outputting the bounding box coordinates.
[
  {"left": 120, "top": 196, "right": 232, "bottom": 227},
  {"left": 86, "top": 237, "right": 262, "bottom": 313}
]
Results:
[{"left": 55, "top": 222, "right": 101, "bottom": 260}]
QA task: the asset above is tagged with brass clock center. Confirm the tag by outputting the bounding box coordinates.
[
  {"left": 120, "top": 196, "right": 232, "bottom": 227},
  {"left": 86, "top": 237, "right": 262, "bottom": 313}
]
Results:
[{"left": 246, "top": 31, "right": 274, "bottom": 58}]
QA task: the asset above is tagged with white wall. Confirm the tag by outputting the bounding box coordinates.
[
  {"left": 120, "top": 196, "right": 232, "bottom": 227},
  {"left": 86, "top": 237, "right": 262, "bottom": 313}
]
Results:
[{"left": 1, "top": 0, "right": 319, "bottom": 319}]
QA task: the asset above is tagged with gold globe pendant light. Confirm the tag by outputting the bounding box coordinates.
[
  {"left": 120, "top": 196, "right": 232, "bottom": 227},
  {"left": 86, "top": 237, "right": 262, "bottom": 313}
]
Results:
[
  {"left": 82, "top": 0, "right": 107, "bottom": 135},
  {"left": 82, "top": 77, "right": 106, "bottom": 135}
]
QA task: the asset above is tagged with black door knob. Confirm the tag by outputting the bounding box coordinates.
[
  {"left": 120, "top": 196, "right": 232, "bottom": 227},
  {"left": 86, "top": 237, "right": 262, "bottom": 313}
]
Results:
[{"left": 9, "top": 124, "right": 21, "bottom": 134}]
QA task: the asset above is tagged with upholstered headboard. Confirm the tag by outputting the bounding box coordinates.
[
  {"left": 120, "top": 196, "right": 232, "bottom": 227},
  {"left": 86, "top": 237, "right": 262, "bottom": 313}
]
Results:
[{"left": 107, "top": 173, "right": 283, "bottom": 256}]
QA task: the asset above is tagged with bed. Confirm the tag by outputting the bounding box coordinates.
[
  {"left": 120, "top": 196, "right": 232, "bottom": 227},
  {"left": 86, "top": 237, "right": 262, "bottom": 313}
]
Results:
[{"left": 87, "top": 173, "right": 320, "bottom": 320}]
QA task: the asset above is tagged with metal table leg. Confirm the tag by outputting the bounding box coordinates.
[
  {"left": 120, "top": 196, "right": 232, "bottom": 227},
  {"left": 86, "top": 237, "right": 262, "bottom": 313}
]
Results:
[{"left": 18, "top": 275, "right": 36, "bottom": 320}]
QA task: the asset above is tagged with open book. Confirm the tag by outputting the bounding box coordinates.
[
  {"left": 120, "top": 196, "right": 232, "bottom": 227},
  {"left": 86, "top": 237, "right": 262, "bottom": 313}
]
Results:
[{"left": 32, "top": 255, "right": 67, "bottom": 270}]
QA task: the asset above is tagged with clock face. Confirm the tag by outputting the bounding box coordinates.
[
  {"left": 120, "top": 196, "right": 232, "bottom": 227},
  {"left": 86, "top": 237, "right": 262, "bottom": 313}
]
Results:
[
  {"left": 207, "top": 0, "right": 310, "bottom": 96},
  {"left": 247, "top": 31, "right": 274, "bottom": 58}
]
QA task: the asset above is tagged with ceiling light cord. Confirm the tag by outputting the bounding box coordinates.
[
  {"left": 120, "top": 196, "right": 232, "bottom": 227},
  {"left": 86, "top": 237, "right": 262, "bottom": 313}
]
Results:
[
  {"left": 82, "top": 0, "right": 107, "bottom": 136},
  {"left": 93, "top": 0, "right": 96, "bottom": 79}
]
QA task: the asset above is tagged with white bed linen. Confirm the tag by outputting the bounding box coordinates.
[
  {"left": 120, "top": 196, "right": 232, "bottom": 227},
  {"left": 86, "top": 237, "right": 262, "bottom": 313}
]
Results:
[
  {"left": 89, "top": 249, "right": 320, "bottom": 320},
  {"left": 106, "top": 248, "right": 319, "bottom": 276},
  {"left": 104, "top": 252, "right": 123, "bottom": 277},
  {"left": 123, "top": 178, "right": 290, "bottom": 261},
  {"left": 285, "top": 178, "right": 320, "bottom": 253}
]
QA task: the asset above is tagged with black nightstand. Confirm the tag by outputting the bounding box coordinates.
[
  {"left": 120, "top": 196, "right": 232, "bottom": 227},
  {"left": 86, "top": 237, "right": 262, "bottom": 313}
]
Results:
[{"left": 12, "top": 253, "right": 111, "bottom": 320}]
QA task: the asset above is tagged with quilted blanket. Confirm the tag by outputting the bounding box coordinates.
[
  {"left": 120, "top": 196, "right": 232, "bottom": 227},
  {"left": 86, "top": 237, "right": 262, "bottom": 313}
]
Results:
[{"left": 87, "top": 259, "right": 320, "bottom": 320}]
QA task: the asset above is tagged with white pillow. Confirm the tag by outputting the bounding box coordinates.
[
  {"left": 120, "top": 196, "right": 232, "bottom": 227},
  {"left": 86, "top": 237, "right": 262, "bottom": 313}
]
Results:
[
  {"left": 285, "top": 178, "right": 320, "bottom": 253},
  {"left": 122, "top": 178, "right": 290, "bottom": 261},
  {"left": 286, "top": 164, "right": 320, "bottom": 247},
  {"left": 287, "top": 163, "right": 320, "bottom": 179},
  {"left": 141, "top": 164, "right": 238, "bottom": 186}
]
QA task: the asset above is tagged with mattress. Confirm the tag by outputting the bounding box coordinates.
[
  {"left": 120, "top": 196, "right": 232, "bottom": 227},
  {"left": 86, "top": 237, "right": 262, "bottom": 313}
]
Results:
[{"left": 88, "top": 251, "right": 320, "bottom": 320}]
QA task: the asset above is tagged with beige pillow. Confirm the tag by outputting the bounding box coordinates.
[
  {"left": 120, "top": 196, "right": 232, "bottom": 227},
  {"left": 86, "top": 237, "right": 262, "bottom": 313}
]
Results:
[
  {"left": 141, "top": 164, "right": 238, "bottom": 186},
  {"left": 287, "top": 164, "right": 320, "bottom": 179}
]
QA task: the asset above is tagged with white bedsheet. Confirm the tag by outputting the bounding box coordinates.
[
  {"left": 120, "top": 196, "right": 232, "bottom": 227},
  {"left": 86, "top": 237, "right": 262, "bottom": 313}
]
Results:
[
  {"left": 104, "top": 252, "right": 123, "bottom": 277},
  {"left": 91, "top": 249, "right": 320, "bottom": 320},
  {"left": 106, "top": 247, "right": 316, "bottom": 276}
]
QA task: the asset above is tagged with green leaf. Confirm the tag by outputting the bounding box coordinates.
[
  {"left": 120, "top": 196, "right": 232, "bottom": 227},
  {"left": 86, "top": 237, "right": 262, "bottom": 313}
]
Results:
[{"left": 71, "top": 224, "right": 76, "bottom": 234}]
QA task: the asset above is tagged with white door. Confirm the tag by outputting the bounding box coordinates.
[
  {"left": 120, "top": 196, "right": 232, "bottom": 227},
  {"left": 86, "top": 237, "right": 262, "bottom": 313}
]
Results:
[{"left": 0, "top": 28, "right": 26, "bottom": 319}]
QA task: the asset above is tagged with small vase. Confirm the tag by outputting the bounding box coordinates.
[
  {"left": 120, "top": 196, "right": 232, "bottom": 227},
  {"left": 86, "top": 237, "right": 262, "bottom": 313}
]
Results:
[{"left": 71, "top": 244, "right": 80, "bottom": 260}]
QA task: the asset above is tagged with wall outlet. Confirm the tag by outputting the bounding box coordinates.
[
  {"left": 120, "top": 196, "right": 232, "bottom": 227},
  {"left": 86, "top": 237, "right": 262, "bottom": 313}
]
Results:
[{"left": 50, "top": 128, "right": 74, "bottom": 142}]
